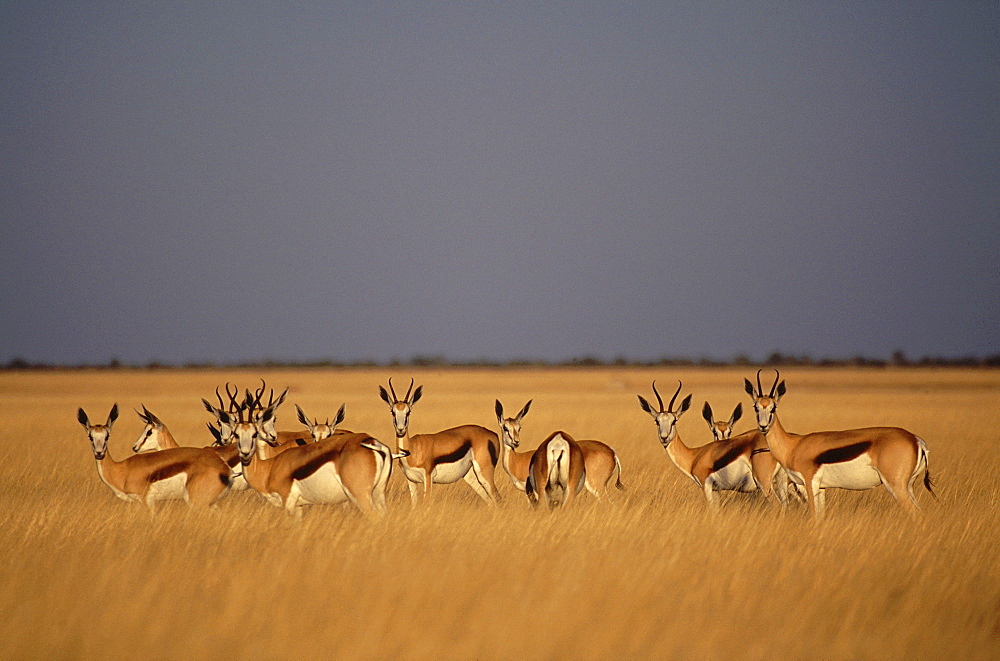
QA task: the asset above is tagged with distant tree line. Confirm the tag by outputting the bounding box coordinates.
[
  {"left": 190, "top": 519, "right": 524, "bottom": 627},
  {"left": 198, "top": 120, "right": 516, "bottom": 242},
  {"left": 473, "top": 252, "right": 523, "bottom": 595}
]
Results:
[{"left": 4, "top": 350, "right": 999, "bottom": 370}]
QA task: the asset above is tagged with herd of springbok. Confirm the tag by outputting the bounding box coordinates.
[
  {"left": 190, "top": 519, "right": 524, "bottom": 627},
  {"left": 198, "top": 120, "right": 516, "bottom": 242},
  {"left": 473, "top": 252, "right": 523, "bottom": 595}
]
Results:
[{"left": 77, "top": 370, "right": 934, "bottom": 520}]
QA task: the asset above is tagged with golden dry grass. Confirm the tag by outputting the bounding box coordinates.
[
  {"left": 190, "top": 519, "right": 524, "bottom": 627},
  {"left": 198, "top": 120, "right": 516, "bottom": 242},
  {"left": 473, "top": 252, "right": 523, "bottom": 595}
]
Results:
[{"left": 0, "top": 367, "right": 997, "bottom": 659}]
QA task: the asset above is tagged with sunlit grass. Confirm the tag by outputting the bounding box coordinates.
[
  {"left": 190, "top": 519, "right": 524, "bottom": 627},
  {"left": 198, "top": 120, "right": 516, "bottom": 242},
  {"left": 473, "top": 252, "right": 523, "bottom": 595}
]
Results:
[{"left": 0, "top": 367, "right": 997, "bottom": 659}]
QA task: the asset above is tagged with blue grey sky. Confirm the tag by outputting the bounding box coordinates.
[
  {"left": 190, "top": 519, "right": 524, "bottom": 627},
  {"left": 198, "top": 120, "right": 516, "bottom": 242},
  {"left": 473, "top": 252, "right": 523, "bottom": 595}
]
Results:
[{"left": 2, "top": 2, "right": 998, "bottom": 365}]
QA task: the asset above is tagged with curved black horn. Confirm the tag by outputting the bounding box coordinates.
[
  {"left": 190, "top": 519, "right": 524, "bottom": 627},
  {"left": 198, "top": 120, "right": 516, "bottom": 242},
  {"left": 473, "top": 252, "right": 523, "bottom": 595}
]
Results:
[
  {"left": 404, "top": 378, "right": 415, "bottom": 402},
  {"left": 668, "top": 380, "right": 682, "bottom": 412},
  {"left": 769, "top": 369, "right": 780, "bottom": 398},
  {"left": 755, "top": 369, "right": 763, "bottom": 398},
  {"left": 652, "top": 381, "right": 664, "bottom": 412}
]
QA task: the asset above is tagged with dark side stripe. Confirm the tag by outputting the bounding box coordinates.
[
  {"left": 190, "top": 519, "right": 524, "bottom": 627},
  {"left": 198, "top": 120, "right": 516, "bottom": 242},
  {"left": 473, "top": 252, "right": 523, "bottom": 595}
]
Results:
[
  {"left": 815, "top": 441, "right": 872, "bottom": 465},
  {"left": 488, "top": 439, "right": 499, "bottom": 467},
  {"left": 290, "top": 449, "right": 340, "bottom": 482},
  {"left": 148, "top": 462, "right": 190, "bottom": 483},
  {"left": 433, "top": 441, "right": 472, "bottom": 467},
  {"left": 712, "top": 447, "right": 745, "bottom": 473}
]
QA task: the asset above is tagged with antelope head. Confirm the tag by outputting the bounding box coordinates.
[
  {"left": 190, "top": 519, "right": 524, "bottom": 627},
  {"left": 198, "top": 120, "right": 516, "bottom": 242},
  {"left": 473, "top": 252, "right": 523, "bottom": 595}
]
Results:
[
  {"left": 378, "top": 378, "right": 422, "bottom": 438},
  {"left": 744, "top": 369, "right": 786, "bottom": 434},
  {"left": 495, "top": 399, "right": 532, "bottom": 450},
  {"left": 637, "top": 380, "right": 692, "bottom": 448},
  {"left": 132, "top": 405, "right": 165, "bottom": 453},
  {"left": 702, "top": 401, "right": 743, "bottom": 441},
  {"left": 251, "top": 381, "right": 288, "bottom": 444},
  {"left": 296, "top": 403, "right": 346, "bottom": 442},
  {"left": 78, "top": 404, "right": 119, "bottom": 461}
]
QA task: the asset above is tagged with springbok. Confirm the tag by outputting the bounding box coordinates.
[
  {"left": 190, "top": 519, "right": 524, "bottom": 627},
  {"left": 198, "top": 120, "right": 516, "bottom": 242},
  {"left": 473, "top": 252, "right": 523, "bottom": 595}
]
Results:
[
  {"left": 525, "top": 431, "right": 587, "bottom": 509},
  {"left": 131, "top": 404, "right": 247, "bottom": 491},
  {"left": 378, "top": 378, "right": 501, "bottom": 506},
  {"left": 78, "top": 404, "right": 231, "bottom": 510},
  {"left": 638, "top": 381, "right": 780, "bottom": 507},
  {"left": 701, "top": 401, "right": 792, "bottom": 506},
  {"left": 745, "top": 369, "right": 933, "bottom": 519},
  {"left": 495, "top": 399, "right": 624, "bottom": 501},
  {"left": 296, "top": 404, "right": 350, "bottom": 442},
  {"left": 202, "top": 383, "right": 310, "bottom": 450},
  {"left": 231, "top": 402, "right": 399, "bottom": 517}
]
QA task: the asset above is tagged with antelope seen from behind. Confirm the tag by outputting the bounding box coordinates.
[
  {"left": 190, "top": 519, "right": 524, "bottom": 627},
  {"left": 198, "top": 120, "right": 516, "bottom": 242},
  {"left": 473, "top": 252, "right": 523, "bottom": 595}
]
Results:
[
  {"left": 495, "top": 399, "right": 623, "bottom": 502},
  {"left": 746, "top": 370, "right": 933, "bottom": 520},
  {"left": 525, "top": 431, "right": 587, "bottom": 509}
]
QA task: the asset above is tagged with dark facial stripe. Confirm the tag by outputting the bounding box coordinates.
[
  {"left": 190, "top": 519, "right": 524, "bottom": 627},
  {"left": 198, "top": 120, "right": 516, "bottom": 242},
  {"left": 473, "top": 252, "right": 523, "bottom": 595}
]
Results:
[
  {"left": 148, "top": 462, "right": 190, "bottom": 483},
  {"left": 290, "top": 449, "right": 341, "bottom": 482},
  {"left": 433, "top": 441, "right": 473, "bottom": 467},
  {"left": 712, "top": 447, "right": 745, "bottom": 473},
  {"left": 815, "top": 441, "right": 873, "bottom": 465}
]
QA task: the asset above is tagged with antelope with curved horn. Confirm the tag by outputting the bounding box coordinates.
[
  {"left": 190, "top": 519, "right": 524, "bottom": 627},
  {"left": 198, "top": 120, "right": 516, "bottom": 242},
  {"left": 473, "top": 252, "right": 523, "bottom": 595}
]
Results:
[
  {"left": 525, "top": 431, "right": 587, "bottom": 509},
  {"left": 132, "top": 402, "right": 248, "bottom": 491},
  {"left": 378, "top": 378, "right": 501, "bottom": 506},
  {"left": 638, "top": 381, "right": 777, "bottom": 507},
  {"left": 78, "top": 404, "right": 231, "bottom": 510},
  {"left": 231, "top": 401, "right": 398, "bottom": 517},
  {"left": 745, "top": 369, "right": 933, "bottom": 519},
  {"left": 495, "top": 399, "right": 624, "bottom": 501}
]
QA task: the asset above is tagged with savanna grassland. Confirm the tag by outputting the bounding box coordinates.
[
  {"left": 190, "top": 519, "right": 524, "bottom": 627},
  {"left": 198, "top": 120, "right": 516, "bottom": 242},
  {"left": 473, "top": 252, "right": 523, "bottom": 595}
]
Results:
[{"left": 0, "top": 367, "right": 997, "bottom": 660}]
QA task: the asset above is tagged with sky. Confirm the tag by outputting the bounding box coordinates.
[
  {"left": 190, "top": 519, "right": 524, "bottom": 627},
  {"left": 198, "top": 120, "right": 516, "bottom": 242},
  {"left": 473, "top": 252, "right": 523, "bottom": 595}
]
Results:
[{"left": 2, "top": 2, "right": 998, "bottom": 365}]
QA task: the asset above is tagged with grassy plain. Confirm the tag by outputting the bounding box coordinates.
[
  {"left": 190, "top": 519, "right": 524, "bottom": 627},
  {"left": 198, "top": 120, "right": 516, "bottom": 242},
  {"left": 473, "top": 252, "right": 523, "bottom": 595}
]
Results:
[{"left": 0, "top": 367, "right": 997, "bottom": 660}]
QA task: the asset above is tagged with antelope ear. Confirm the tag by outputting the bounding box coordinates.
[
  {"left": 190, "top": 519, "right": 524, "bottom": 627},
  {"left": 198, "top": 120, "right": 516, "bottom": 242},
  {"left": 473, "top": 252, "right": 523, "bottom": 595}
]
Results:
[
  {"left": 495, "top": 400, "right": 504, "bottom": 422},
  {"left": 378, "top": 386, "right": 391, "bottom": 405},
  {"left": 334, "top": 404, "right": 346, "bottom": 427},
  {"left": 411, "top": 385, "right": 423, "bottom": 405},
  {"left": 273, "top": 388, "right": 288, "bottom": 410},
  {"left": 731, "top": 402, "right": 743, "bottom": 425},
  {"left": 637, "top": 395, "right": 654, "bottom": 415},
  {"left": 296, "top": 404, "right": 310, "bottom": 429},
  {"left": 202, "top": 398, "right": 218, "bottom": 415},
  {"left": 744, "top": 379, "right": 756, "bottom": 397},
  {"left": 517, "top": 399, "right": 532, "bottom": 421},
  {"left": 678, "top": 394, "right": 692, "bottom": 416},
  {"left": 107, "top": 403, "right": 119, "bottom": 427},
  {"left": 776, "top": 381, "right": 787, "bottom": 399},
  {"left": 207, "top": 423, "right": 222, "bottom": 444},
  {"left": 702, "top": 402, "right": 714, "bottom": 425},
  {"left": 144, "top": 406, "right": 162, "bottom": 426},
  {"left": 217, "top": 409, "right": 232, "bottom": 425},
  {"left": 78, "top": 408, "right": 90, "bottom": 428}
]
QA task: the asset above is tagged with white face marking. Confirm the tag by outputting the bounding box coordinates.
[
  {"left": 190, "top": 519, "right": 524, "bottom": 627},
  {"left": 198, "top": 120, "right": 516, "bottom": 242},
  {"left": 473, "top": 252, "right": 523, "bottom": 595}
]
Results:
[
  {"left": 132, "top": 424, "right": 160, "bottom": 453},
  {"left": 88, "top": 426, "right": 111, "bottom": 459},
  {"left": 234, "top": 422, "right": 260, "bottom": 465},
  {"left": 501, "top": 419, "right": 521, "bottom": 448},
  {"left": 754, "top": 399, "right": 776, "bottom": 433},
  {"left": 391, "top": 403, "right": 410, "bottom": 436},
  {"left": 654, "top": 412, "right": 678, "bottom": 445}
]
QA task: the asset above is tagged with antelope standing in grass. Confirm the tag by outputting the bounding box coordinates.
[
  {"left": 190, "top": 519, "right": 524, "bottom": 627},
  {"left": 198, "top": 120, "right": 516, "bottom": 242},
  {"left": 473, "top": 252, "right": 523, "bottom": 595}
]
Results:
[
  {"left": 232, "top": 402, "right": 398, "bottom": 517},
  {"left": 745, "top": 369, "right": 933, "bottom": 519},
  {"left": 132, "top": 404, "right": 248, "bottom": 490},
  {"left": 78, "top": 404, "right": 231, "bottom": 510},
  {"left": 495, "top": 399, "right": 623, "bottom": 501},
  {"left": 378, "top": 378, "right": 501, "bottom": 506},
  {"left": 638, "top": 381, "right": 780, "bottom": 507},
  {"left": 700, "top": 401, "right": 792, "bottom": 506},
  {"left": 525, "top": 431, "right": 587, "bottom": 509}
]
